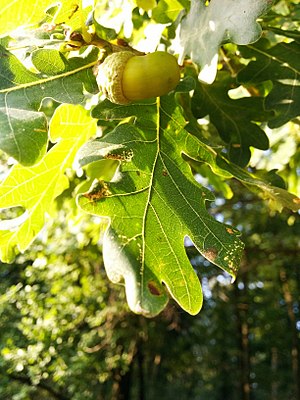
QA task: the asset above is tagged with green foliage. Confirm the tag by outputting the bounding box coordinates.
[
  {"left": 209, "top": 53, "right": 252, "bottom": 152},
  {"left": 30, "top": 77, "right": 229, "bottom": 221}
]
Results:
[
  {"left": 238, "top": 39, "right": 300, "bottom": 128},
  {"left": 0, "top": 0, "right": 299, "bottom": 318},
  {"left": 78, "top": 94, "right": 243, "bottom": 316},
  {"left": 0, "top": 105, "right": 97, "bottom": 261},
  {"left": 0, "top": 210, "right": 132, "bottom": 400},
  {"left": 191, "top": 73, "right": 270, "bottom": 166},
  {"left": 152, "top": 0, "right": 185, "bottom": 23},
  {"left": 0, "top": 187, "right": 299, "bottom": 400},
  {"left": 0, "top": 45, "right": 98, "bottom": 164},
  {"left": 0, "top": 1, "right": 84, "bottom": 35},
  {"left": 175, "top": 0, "right": 274, "bottom": 84}
]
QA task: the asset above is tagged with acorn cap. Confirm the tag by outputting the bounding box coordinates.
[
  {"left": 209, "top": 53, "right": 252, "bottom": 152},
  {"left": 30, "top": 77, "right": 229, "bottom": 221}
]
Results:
[{"left": 96, "top": 51, "right": 135, "bottom": 105}]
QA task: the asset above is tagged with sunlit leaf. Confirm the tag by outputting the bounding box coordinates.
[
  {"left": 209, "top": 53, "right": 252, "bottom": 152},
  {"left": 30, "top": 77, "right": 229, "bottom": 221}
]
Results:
[
  {"left": 152, "top": 0, "right": 185, "bottom": 24},
  {"left": 217, "top": 155, "right": 300, "bottom": 212},
  {"left": 174, "top": 0, "right": 274, "bottom": 83},
  {"left": 0, "top": 104, "right": 97, "bottom": 262},
  {"left": 0, "top": 0, "right": 84, "bottom": 36},
  {"left": 77, "top": 96, "right": 244, "bottom": 317},
  {"left": 191, "top": 73, "right": 270, "bottom": 167},
  {"left": 0, "top": 46, "right": 98, "bottom": 165},
  {"left": 238, "top": 38, "right": 300, "bottom": 128}
]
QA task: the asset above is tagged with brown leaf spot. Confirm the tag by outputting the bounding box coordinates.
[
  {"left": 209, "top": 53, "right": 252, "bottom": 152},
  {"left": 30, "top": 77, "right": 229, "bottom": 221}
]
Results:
[
  {"left": 117, "top": 38, "right": 129, "bottom": 47},
  {"left": 203, "top": 248, "right": 218, "bottom": 262},
  {"left": 105, "top": 149, "right": 133, "bottom": 162},
  {"left": 83, "top": 181, "right": 111, "bottom": 201},
  {"left": 148, "top": 281, "right": 163, "bottom": 296},
  {"left": 293, "top": 197, "right": 300, "bottom": 205},
  {"left": 69, "top": 31, "right": 83, "bottom": 42},
  {"left": 226, "top": 227, "right": 235, "bottom": 235},
  {"left": 162, "top": 169, "right": 168, "bottom": 177},
  {"left": 105, "top": 153, "right": 124, "bottom": 161}
]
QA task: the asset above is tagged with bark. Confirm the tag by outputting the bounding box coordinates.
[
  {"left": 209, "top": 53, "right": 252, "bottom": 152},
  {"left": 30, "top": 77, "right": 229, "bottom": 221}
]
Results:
[
  {"left": 110, "top": 340, "right": 145, "bottom": 400},
  {"left": 279, "top": 268, "right": 300, "bottom": 400},
  {"left": 271, "top": 347, "right": 278, "bottom": 400},
  {"left": 111, "top": 366, "right": 132, "bottom": 400},
  {"left": 218, "top": 347, "right": 232, "bottom": 400},
  {"left": 234, "top": 268, "right": 251, "bottom": 400},
  {"left": 137, "top": 341, "right": 145, "bottom": 400}
]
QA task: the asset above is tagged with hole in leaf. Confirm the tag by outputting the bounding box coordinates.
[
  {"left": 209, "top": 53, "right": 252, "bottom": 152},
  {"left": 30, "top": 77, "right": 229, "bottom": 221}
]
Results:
[{"left": 0, "top": 207, "right": 28, "bottom": 230}]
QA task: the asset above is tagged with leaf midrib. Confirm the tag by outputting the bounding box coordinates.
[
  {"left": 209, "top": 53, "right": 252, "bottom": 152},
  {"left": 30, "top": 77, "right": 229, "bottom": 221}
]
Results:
[
  {"left": 0, "top": 61, "right": 98, "bottom": 94},
  {"left": 247, "top": 43, "right": 300, "bottom": 76}
]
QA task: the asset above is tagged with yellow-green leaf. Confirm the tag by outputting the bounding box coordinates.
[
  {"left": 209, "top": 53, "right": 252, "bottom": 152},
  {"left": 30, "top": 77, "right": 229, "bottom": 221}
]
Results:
[
  {"left": 0, "top": 104, "right": 97, "bottom": 262},
  {"left": 0, "top": 0, "right": 83, "bottom": 36}
]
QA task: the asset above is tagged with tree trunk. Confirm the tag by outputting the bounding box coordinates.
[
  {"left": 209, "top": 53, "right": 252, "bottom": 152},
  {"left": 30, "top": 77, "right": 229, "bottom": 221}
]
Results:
[
  {"left": 271, "top": 346, "right": 278, "bottom": 400},
  {"left": 137, "top": 341, "right": 145, "bottom": 400},
  {"left": 218, "top": 346, "right": 232, "bottom": 400},
  {"left": 234, "top": 270, "right": 251, "bottom": 400},
  {"left": 279, "top": 268, "right": 300, "bottom": 399}
]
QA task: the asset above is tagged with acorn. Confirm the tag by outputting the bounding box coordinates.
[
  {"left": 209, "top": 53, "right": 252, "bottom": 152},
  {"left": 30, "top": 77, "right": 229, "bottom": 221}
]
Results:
[{"left": 96, "top": 51, "right": 181, "bottom": 105}]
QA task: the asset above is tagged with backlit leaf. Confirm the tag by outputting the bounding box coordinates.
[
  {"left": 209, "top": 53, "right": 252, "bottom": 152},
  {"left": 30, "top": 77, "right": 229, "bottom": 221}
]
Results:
[
  {"left": 0, "top": 104, "right": 97, "bottom": 262},
  {"left": 0, "top": 46, "right": 98, "bottom": 165},
  {"left": 152, "top": 0, "right": 185, "bottom": 24},
  {"left": 217, "top": 155, "right": 300, "bottom": 212},
  {"left": 77, "top": 96, "right": 244, "bottom": 317},
  {"left": 0, "top": 0, "right": 83, "bottom": 36}
]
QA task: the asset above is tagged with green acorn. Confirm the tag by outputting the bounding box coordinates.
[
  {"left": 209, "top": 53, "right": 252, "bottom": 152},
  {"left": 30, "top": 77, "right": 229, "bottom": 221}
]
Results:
[{"left": 97, "top": 51, "right": 181, "bottom": 105}]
